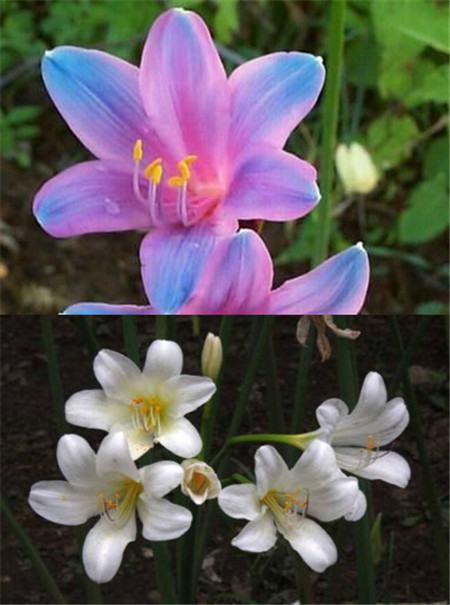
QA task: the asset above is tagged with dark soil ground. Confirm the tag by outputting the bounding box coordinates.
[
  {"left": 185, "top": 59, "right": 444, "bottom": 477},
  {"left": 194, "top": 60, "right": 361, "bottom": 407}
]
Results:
[{"left": 1, "top": 316, "right": 449, "bottom": 604}]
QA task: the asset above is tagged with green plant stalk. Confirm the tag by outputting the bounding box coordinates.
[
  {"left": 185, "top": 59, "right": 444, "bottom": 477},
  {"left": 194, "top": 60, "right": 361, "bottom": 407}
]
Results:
[
  {"left": 189, "top": 317, "right": 274, "bottom": 602},
  {"left": 2, "top": 498, "right": 67, "bottom": 604},
  {"left": 74, "top": 317, "right": 100, "bottom": 357},
  {"left": 312, "top": 0, "right": 346, "bottom": 265},
  {"left": 264, "top": 332, "right": 286, "bottom": 434},
  {"left": 391, "top": 318, "right": 449, "bottom": 590},
  {"left": 335, "top": 316, "right": 376, "bottom": 605},
  {"left": 389, "top": 317, "right": 430, "bottom": 394},
  {"left": 40, "top": 317, "right": 67, "bottom": 436},
  {"left": 200, "top": 316, "right": 234, "bottom": 461},
  {"left": 289, "top": 324, "right": 316, "bottom": 464},
  {"left": 121, "top": 317, "right": 178, "bottom": 604}
]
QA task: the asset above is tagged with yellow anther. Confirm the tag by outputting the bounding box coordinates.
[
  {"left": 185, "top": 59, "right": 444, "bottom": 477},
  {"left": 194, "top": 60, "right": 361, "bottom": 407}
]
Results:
[
  {"left": 368, "top": 433, "right": 374, "bottom": 452},
  {"left": 133, "top": 139, "right": 143, "bottom": 162},
  {"left": 192, "top": 472, "right": 207, "bottom": 491},
  {"left": 168, "top": 154, "right": 197, "bottom": 188},
  {"left": 144, "top": 158, "right": 163, "bottom": 185}
]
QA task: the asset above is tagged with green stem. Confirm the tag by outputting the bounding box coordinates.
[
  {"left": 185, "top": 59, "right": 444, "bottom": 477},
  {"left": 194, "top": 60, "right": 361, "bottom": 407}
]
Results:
[
  {"left": 390, "top": 318, "right": 449, "bottom": 590},
  {"left": 389, "top": 317, "right": 430, "bottom": 394},
  {"left": 312, "top": 0, "right": 347, "bottom": 265},
  {"left": 121, "top": 317, "right": 178, "bottom": 604},
  {"left": 335, "top": 316, "right": 376, "bottom": 605},
  {"left": 2, "top": 498, "right": 66, "bottom": 604},
  {"left": 40, "top": 317, "right": 67, "bottom": 436},
  {"left": 264, "top": 332, "right": 286, "bottom": 434},
  {"left": 122, "top": 317, "right": 140, "bottom": 364}
]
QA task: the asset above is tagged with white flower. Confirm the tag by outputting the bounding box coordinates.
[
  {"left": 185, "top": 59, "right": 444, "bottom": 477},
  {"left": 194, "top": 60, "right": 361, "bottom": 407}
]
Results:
[
  {"left": 315, "top": 371, "right": 410, "bottom": 487},
  {"left": 65, "top": 339, "right": 216, "bottom": 460},
  {"left": 201, "top": 332, "right": 223, "bottom": 382},
  {"left": 335, "top": 142, "right": 379, "bottom": 195},
  {"left": 29, "top": 432, "right": 192, "bottom": 583},
  {"left": 181, "top": 459, "right": 221, "bottom": 505},
  {"left": 218, "top": 441, "right": 363, "bottom": 573}
]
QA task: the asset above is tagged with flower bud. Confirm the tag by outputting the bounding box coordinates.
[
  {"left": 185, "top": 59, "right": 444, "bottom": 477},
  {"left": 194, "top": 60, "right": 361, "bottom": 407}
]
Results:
[
  {"left": 181, "top": 459, "right": 221, "bottom": 505},
  {"left": 335, "top": 142, "right": 379, "bottom": 195},
  {"left": 201, "top": 332, "right": 223, "bottom": 382}
]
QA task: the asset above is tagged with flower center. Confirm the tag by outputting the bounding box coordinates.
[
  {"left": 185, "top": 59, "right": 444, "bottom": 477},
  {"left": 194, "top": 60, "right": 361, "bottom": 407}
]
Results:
[
  {"left": 261, "top": 488, "right": 309, "bottom": 524},
  {"left": 98, "top": 479, "right": 143, "bottom": 527},
  {"left": 190, "top": 471, "right": 208, "bottom": 494},
  {"left": 128, "top": 395, "right": 164, "bottom": 435},
  {"left": 132, "top": 139, "right": 200, "bottom": 227}
]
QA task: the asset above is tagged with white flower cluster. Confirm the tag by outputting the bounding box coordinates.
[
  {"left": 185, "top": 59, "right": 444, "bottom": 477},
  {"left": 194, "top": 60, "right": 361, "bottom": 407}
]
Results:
[
  {"left": 29, "top": 340, "right": 410, "bottom": 583},
  {"left": 218, "top": 372, "right": 410, "bottom": 572},
  {"left": 29, "top": 339, "right": 219, "bottom": 583}
]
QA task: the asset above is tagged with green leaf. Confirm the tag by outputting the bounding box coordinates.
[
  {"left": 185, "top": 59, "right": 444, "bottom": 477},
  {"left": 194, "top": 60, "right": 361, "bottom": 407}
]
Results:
[
  {"left": 424, "top": 136, "right": 449, "bottom": 181},
  {"left": 367, "top": 113, "right": 419, "bottom": 170},
  {"left": 394, "top": 1, "right": 449, "bottom": 54},
  {"left": 371, "top": 0, "right": 425, "bottom": 99},
  {"left": 214, "top": 0, "right": 239, "bottom": 44},
  {"left": 404, "top": 61, "right": 449, "bottom": 107},
  {"left": 370, "top": 513, "right": 383, "bottom": 566},
  {"left": 398, "top": 173, "right": 449, "bottom": 244}
]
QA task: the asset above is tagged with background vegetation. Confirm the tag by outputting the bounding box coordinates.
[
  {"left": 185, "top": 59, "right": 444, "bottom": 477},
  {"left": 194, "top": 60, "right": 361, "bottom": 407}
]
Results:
[{"left": 1, "top": 0, "right": 449, "bottom": 313}]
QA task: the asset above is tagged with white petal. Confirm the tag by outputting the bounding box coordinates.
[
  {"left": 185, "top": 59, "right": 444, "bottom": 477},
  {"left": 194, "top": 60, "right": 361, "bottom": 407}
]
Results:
[
  {"left": 308, "top": 476, "right": 360, "bottom": 522},
  {"left": 315, "top": 398, "right": 349, "bottom": 432},
  {"left": 110, "top": 423, "right": 155, "bottom": 461},
  {"left": 29, "top": 480, "right": 97, "bottom": 525},
  {"left": 65, "top": 389, "right": 128, "bottom": 431},
  {"left": 157, "top": 417, "right": 202, "bottom": 458},
  {"left": 137, "top": 495, "right": 192, "bottom": 540},
  {"left": 139, "top": 461, "right": 184, "bottom": 498},
  {"left": 218, "top": 484, "right": 261, "bottom": 521},
  {"left": 345, "top": 489, "right": 367, "bottom": 521},
  {"left": 56, "top": 434, "right": 97, "bottom": 487},
  {"left": 280, "top": 517, "right": 337, "bottom": 573},
  {"left": 143, "top": 340, "right": 183, "bottom": 382},
  {"left": 254, "top": 445, "right": 289, "bottom": 497},
  {"left": 231, "top": 511, "right": 277, "bottom": 552},
  {"left": 351, "top": 372, "right": 387, "bottom": 419},
  {"left": 162, "top": 375, "right": 216, "bottom": 417},
  {"left": 332, "top": 397, "right": 409, "bottom": 447},
  {"left": 82, "top": 514, "right": 136, "bottom": 583},
  {"left": 96, "top": 432, "right": 139, "bottom": 481},
  {"left": 93, "top": 349, "right": 141, "bottom": 399},
  {"left": 290, "top": 440, "right": 341, "bottom": 489},
  {"left": 335, "top": 448, "right": 411, "bottom": 487}
]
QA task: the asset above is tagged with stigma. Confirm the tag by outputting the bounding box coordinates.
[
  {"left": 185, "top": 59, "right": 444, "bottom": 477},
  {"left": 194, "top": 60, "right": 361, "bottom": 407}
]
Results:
[{"left": 132, "top": 140, "right": 198, "bottom": 226}]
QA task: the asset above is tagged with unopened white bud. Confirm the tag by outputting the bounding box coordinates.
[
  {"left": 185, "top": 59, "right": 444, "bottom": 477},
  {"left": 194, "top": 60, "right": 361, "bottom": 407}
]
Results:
[
  {"left": 335, "top": 142, "right": 379, "bottom": 195},
  {"left": 201, "top": 332, "right": 222, "bottom": 382},
  {"left": 181, "top": 459, "right": 221, "bottom": 505}
]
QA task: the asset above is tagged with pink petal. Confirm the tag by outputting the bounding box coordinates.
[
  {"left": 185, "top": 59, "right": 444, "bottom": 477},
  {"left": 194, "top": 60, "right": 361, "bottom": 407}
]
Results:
[
  {"left": 269, "top": 244, "right": 370, "bottom": 314},
  {"left": 33, "top": 161, "right": 150, "bottom": 237},
  {"left": 42, "top": 46, "right": 157, "bottom": 165},
  {"left": 182, "top": 229, "right": 273, "bottom": 314},
  {"left": 224, "top": 146, "right": 320, "bottom": 221},
  {"left": 139, "top": 9, "right": 229, "bottom": 175},
  {"left": 229, "top": 52, "right": 325, "bottom": 152},
  {"left": 140, "top": 221, "right": 235, "bottom": 314}
]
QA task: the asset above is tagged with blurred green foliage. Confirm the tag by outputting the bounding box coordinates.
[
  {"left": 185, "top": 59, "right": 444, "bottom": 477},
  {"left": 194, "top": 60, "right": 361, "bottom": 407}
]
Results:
[{"left": 0, "top": 0, "right": 448, "bottom": 313}]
